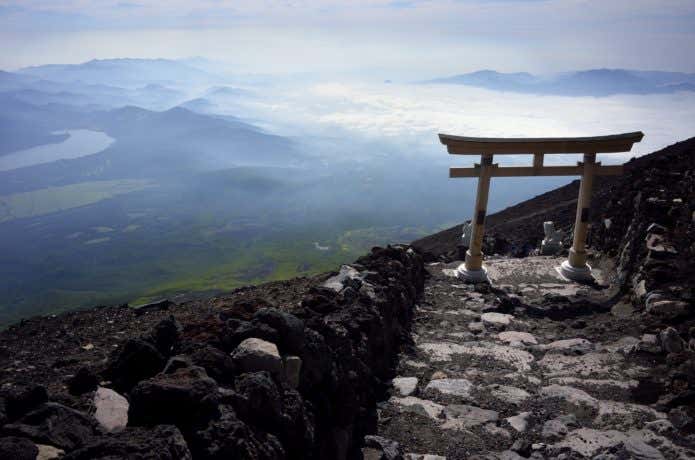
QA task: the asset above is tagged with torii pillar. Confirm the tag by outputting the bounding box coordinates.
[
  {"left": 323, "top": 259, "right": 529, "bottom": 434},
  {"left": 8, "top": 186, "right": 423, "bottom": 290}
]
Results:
[{"left": 440, "top": 132, "right": 643, "bottom": 283}]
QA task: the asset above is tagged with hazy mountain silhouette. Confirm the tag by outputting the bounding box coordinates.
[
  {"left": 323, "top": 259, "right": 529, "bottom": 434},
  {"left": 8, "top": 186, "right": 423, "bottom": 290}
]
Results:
[
  {"left": 424, "top": 68, "right": 695, "bottom": 96},
  {"left": 18, "top": 58, "right": 224, "bottom": 88}
]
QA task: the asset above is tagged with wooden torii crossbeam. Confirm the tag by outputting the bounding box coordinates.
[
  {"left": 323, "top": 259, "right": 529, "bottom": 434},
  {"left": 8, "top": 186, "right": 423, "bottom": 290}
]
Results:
[{"left": 440, "top": 131, "right": 644, "bottom": 282}]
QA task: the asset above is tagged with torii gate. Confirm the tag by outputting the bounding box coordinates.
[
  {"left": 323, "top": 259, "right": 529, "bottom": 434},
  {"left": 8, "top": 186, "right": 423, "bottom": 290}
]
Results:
[{"left": 440, "top": 132, "right": 644, "bottom": 282}]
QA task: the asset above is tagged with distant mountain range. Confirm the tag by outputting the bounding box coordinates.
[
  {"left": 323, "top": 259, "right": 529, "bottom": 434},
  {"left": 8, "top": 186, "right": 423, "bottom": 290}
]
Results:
[
  {"left": 16, "top": 58, "right": 224, "bottom": 88},
  {"left": 422, "top": 69, "right": 695, "bottom": 96}
]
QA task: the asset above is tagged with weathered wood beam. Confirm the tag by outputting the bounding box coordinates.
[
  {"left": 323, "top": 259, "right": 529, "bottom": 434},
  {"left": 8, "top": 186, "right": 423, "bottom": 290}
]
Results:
[
  {"left": 449, "top": 164, "right": 623, "bottom": 178},
  {"left": 440, "top": 132, "right": 644, "bottom": 155}
]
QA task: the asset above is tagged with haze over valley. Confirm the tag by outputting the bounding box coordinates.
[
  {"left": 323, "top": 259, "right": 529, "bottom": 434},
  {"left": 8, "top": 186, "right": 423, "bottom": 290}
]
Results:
[
  {"left": 1, "top": 55, "right": 695, "bottom": 325},
  {"left": 2, "top": 0, "right": 695, "bottom": 327}
]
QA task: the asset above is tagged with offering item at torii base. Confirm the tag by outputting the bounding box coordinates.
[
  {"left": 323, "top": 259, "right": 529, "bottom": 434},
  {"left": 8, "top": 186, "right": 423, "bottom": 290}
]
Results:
[
  {"left": 541, "top": 221, "right": 564, "bottom": 256},
  {"left": 440, "top": 132, "right": 644, "bottom": 282}
]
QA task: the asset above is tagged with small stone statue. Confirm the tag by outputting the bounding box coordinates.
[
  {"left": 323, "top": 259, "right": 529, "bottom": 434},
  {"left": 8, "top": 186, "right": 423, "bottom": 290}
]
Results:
[
  {"left": 461, "top": 221, "right": 472, "bottom": 248},
  {"left": 540, "top": 221, "right": 564, "bottom": 255}
]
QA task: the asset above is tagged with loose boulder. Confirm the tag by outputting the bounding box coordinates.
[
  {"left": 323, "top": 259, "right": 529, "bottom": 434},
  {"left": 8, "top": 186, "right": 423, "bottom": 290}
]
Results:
[
  {"left": 63, "top": 425, "right": 191, "bottom": 460},
  {"left": 93, "top": 387, "right": 129, "bottom": 432},
  {"left": 2, "top": 402, "right": 99, "bottom": 451},
  {"left": 0, "top": 383, "right": 48, "bottom": 422},
  {"left": 106, "top": 339, "right": 166, "bottom": 392},
  {"left": 0, "top": 436, "right": 38, "bottom": 460},
  {"left": 68, "top": 368, "right": 99, "bottom": 395},
  {"left": 128, "top": 366, "right": 218, "bottom": 429},
  {"left": 253, "top": 308, "right": 305, "bottom": 355},
  {"left": 231, "top": 338, "right": 283, "bottom": 378}
]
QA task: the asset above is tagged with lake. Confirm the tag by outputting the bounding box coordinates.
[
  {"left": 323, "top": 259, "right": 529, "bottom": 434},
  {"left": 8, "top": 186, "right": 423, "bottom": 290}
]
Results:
[{"left": 0, "top": 129, "right": 115, "bottom": 172}]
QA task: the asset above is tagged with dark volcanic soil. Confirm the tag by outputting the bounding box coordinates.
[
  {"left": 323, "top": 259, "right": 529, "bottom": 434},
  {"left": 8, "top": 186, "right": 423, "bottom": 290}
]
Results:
[{"left": 0, "top": 276, "right": 318, "bottom": 404}]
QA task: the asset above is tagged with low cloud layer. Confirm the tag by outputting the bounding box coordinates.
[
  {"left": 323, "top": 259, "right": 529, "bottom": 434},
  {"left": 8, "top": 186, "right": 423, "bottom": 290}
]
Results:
[{"left": 229, "top": 82, "right": 695, "bottom": 164}]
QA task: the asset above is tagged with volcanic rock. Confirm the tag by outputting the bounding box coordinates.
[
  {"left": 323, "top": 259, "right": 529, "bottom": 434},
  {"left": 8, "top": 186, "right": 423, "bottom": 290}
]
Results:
[
  {"left": 2, "top": 402, "right": 99, "bottom": 450},
  {"left": 0, "top": 383, "right": 48, "bottom": 422},
  {"left": 185, "top": 344, "right": 237, "bottom": 385},
  {"left": 0, "top": 436, "right": 38, "bottom": 460},
  {"left": 63, "top": 424, "right": 191, "bottom": 460},
  {"left": 190, "top": 405, "right": 284, "bottom": 460},
  {"left": 148, "top": 316, "right": 181, "bottom": 356},
  {"left": 253, "top": 308, "right": 305, "bottom": 355},
  {"left": 233, "top": 371, "right": 283, "bottom": 431},
  {"left": 392, "top": 377, "right": 418, "bottom": 396},
  {"left": 106, "top": 338, "right": 166, "bottom": 392},
  {"left": 67, "top": 367, "right": 99, "bottom": 395},
  {"left": 128, "top": 366, "right": 218, "bottom": 429}
]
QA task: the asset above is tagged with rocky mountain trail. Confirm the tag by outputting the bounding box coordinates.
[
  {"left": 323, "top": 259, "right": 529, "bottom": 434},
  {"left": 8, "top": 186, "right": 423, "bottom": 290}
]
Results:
[{"left": 371, "top": 257, "right": 695, "bottom": 459}]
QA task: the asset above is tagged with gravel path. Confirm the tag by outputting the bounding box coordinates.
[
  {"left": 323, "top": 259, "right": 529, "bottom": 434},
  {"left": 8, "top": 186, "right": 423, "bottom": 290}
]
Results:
[{"left": 374, "top": 256, "right": 693, "bottom": 460}]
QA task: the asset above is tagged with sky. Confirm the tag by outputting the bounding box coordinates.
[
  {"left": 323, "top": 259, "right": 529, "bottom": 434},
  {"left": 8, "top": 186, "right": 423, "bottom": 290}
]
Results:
[{"left": 1, "top": 0, "right": 694, "bottom": 77}]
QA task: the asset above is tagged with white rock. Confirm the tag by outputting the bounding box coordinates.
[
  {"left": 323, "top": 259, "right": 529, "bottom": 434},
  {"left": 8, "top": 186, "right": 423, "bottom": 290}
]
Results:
[
  {"left": 418, "top": 342, "right": 534, "bottom": 372},
  {"left": 498, "top": 331, "right": 537, "bottom": 345},
  {"left": 93, "top": 387, "right": 129, "bottom": 432},
  {"left": 488, "top": 384, "right": 531, "bottom": 404},
  {"left": 542, "top": 338, "right": 593, "bottom": 354},
  {"left": 404, "top": 360, "right": 428, "bottom": 368},
  {"left": 392, "top": 377, "right": 418, "bottom": 396},
  {"left": 540, "top": 385, "right": 598, "bottom": 412},
  {"left": 623, "top": 436, "right": 664, "bottom": 460},
  {"left": 541, "top": 414, "right": 577, "bottom": 440},
  {"left": 481, "top": 312, "right": 514, "bottom": 328},
  {"left": 548, "top": 376, "right": 637, "bottom": 390},
  {"left": 595, "top": 401, "right": 667, "bottom": 427},
  {"left": 389, "top": 396, "right": 444, "bottom": 420},
  {"left": 468, "top": 322, "right": 485, "bottom": 333},
  {"left": 499, "top": 451, "right": 525, "bottom": 460},
  {"left": 404, "top": 455, "right": 447, "bottom": 460},
  {"left": 484, "top": 423, "right": 511, "bottom": 439},
  {"left": 322, "top": 265, "right": 362, "bottom": 291},
  {"left": 231, "top": 337, "right": 282, "bottom": 376},
  {"left": 441, "top": 404, "right": 498, "bottom": 430},
  {"left": 506, "top": 412, "right": 530, "bottom": 432},
  {"left": 425, "top": 378, "right": 473, "bottom": 398},
  {"left": 551, "top": 428, "right": 628, "bottom": 457},
  {"left": 538, "top": 351, "right": 624, "bottom": 378},
  {"left": 36, "top": 445, "right": 65, "bottom": 460}
]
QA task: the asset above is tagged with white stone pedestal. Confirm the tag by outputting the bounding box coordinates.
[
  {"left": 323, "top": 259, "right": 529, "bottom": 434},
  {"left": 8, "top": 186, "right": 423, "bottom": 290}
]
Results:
[
  {"left": 557, "top": 260, "right": 593, "bottom": 282},
  {"left": 456, "top": 263, "right": 489, "bottom": 283}
]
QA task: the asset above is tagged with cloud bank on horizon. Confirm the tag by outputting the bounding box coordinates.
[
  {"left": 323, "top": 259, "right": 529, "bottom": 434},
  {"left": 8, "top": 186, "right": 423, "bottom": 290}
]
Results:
[
  {"left": 230, "top": 81, "right": 695, "bottom": 164},
  {"left": 1, "top": 0, "right": 694, "bottom": 76}
]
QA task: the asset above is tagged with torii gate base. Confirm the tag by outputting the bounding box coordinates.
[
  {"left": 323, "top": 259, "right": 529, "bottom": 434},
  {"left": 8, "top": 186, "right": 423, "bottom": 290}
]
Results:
[
  {"left": 558, "top": 260, "right": 593, "bottom": 282},
  {"left": 440, "top": 132, "right": 644, "bottom": 283},
  {"left": 457, "top": 264, "right": 489, "bottom": 282}
]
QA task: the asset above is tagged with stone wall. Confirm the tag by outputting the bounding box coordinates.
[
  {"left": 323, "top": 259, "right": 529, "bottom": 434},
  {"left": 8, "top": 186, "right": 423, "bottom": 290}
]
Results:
[{"left": 0, "top": 245, "right": 425, "bottom": 459}]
